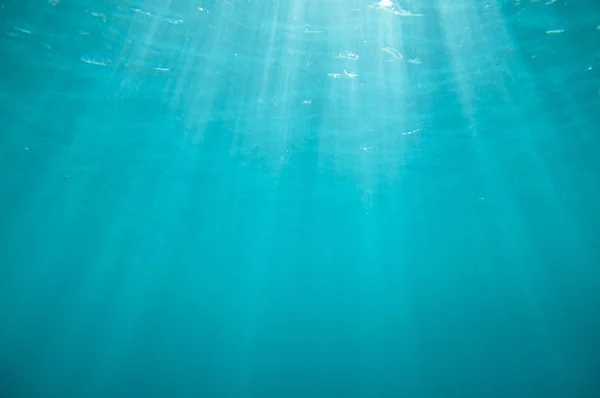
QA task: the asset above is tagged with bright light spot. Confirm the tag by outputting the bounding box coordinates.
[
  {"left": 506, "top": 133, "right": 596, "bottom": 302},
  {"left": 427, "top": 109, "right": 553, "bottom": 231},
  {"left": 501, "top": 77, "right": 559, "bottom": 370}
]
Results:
[
  {"left": 343, "top": 69, "right": 359, "bottom": 78},
  {"left": 90, "top": 11, "right": 107, "bottom": 23},
  {"left": 303, "top": 29, "right": 323, "bottom": 34},
  {"left": 14, "top": 27, "right": 32, "bottom": 34},
  {"left": 334, "top": 50, "right": 359, "bottom": 61},
  {"left": 80, "top": 56, "right": 110, "bottom": 66},
  {"left": 381, "top": 46, "right": 403, "bottom": 60},
  {"left": 368, "top": 1, "right": 423, "bottom": 16}
]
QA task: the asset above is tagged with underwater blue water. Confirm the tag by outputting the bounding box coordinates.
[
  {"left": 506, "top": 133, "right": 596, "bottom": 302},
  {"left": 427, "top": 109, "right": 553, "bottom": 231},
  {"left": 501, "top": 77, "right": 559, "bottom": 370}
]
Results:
[{"left": 1, "top": 1, "right": 599, "bottom": 397}]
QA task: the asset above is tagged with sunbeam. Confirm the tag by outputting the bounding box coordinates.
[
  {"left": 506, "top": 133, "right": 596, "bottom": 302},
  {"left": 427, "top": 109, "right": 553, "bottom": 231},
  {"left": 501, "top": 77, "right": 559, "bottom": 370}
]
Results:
[{"left": 1, "top": 1, "right": 599, "bottom": 397}]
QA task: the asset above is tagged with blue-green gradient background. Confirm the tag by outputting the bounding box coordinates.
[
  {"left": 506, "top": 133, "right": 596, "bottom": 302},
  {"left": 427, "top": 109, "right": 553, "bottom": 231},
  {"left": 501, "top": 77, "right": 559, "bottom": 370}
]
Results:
[{"left": 1, "top": 0, "right": 599, "bottom": 397}]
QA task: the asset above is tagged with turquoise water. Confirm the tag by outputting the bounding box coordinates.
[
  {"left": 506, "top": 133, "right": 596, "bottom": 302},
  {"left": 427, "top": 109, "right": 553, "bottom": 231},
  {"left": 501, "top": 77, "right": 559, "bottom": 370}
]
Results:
[{"left": 1, "top": 0, "right": 599, "bottom": 397}]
